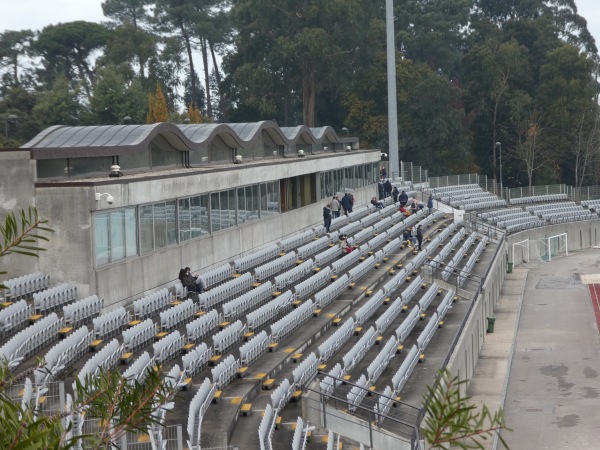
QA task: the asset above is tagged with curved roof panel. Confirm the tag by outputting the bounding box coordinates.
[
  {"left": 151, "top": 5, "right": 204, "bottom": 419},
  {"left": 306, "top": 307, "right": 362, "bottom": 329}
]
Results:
[{"left": 23, "top": 121, "right": 357, "bottom": 159}]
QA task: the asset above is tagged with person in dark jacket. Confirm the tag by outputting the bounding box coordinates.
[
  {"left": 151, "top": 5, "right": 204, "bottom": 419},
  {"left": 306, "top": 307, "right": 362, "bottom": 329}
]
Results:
[
  {"left": 341, "top": 193, "right": 353, "bottom": 216},
  {"left": 427, "top": 194, "right": 434, "bottom": 214},
  {"left": 384, "top": 179, "right": 393, "bottom": 198},
  {"left": 179, "top": 267, "right": 205, "bottom": 293},
  {"left": 392, "top": 186, "right": 399, "bottom": 203},
  {"left": 416, "top": 224, "right": 424, "bottom": 251},
  {"left": 323, "top": 203, "right": 332, "bottom": 232},
  {"left": 399, "top": 190, "right": 408, "bottom": 206},
  {"left": 380, "top": 166, "right": 387, "bottom": 179},
  {"left": 378, "top": 181, "right": 385, "bottom": 200}
]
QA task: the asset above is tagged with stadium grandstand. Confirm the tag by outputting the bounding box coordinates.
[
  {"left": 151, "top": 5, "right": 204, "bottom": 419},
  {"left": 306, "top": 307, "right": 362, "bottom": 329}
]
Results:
[{"left": 1, "top": 121, "right": 600, "bottom": 449}]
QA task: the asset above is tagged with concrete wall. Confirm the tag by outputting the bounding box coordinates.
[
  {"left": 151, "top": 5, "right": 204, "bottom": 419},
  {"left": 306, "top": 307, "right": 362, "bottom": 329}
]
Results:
[
  {"left": 0, "top": 150, "right": 39, "bottom": 278},
  {"left": 445, "top": 219, "right": 600, "bottom": 392},
  {"left": 444, "top": 241, "right": 506, "bottom": 390}
]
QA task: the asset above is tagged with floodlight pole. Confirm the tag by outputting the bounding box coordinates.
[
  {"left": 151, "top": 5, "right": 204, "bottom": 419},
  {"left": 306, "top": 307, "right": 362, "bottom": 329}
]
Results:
[{"left": 386, "top": 0, "right": 399, "bottom": 180}]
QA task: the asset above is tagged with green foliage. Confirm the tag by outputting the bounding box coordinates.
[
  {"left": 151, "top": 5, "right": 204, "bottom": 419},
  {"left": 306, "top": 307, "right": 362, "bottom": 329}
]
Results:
[
  {"left": 421, "top": 369, "right": 510, "bottom": 449},
  {"left": 0, "top": 361, "right": 176, "bottom": 450},
  {"left": 147, "top": 82, "right": 169, "bottom": 123},
  {"left": 90, "top": 65, "right": 148, "bottom": 125},
  {"left": 33, "top": 76, "right": 87, "bottom": 127},
  {"left": 0, "top": 207, "right": 53, "bottom": 289}
]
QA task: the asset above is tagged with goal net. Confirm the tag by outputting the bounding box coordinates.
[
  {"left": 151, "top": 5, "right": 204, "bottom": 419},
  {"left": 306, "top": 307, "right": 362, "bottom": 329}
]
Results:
[
  {"left": 538, "top": 233, "right": 568, "bottom": 262},
  {"left": 511, "top": 239, "right": 530, "bottom": 265}
]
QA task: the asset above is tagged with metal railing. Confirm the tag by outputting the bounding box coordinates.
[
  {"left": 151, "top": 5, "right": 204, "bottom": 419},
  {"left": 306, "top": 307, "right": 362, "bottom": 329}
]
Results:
[{"left": 307, "top": 373, "right": 422, "bottom": 449}]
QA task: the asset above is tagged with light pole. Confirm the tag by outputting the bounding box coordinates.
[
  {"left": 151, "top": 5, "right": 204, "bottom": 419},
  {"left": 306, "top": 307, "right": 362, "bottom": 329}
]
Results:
[
  {"left": 5, "top": 114, "right": 18, "bottom": 139},
  {"left": 496, "top": 142, "right": 503, "bottom": 198}
]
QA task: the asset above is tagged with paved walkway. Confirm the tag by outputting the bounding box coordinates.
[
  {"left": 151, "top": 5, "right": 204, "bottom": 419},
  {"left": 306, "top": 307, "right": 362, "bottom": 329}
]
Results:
[{"left": 467, "top": 249, "right": 600, "bottom": 449}]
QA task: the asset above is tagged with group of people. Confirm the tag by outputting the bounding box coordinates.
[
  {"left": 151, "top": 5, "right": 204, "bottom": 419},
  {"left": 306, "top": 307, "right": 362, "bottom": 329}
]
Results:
[{"left": 323, "top": 193, "right": 355, "bottom": 232}]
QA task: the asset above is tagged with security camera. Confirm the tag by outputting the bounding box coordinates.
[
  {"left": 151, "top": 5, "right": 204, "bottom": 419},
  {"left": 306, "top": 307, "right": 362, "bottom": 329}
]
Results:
[{"left": 106, "top": 194, "right": 114, "bottom": 204}]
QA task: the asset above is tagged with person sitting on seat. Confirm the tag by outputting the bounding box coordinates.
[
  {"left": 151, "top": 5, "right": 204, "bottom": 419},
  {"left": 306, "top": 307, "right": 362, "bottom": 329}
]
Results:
[
  {"left": 179, "top": 267, "right": 206, "bottom": 294},
  {"left": 402, "top": 228, "right": 417, "bottom": 247},
  {"left": 399, "top": 205, "right": 411, "bottom": 217},
  {"left": 371, "top": 197, "right": 384, "bottom": 209},
  {"left": 340, "top": 238, "right": 354, "bottom": 254},
  {"left": 410, "top": 198, "right": 419, "bottom": 213}
]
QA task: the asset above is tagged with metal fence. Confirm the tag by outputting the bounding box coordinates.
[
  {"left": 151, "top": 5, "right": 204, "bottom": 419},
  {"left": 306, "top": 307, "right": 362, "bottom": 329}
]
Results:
[
  {"left": 427, "top": 173, "right": 482, "bottom": 189},
  {"left": 507, "top": 184, "right": 568, "bottom": 200},
  {"left": 570, "top": 185, "right": 600, "bottom": 202},
  {"left": 400, "top": 161, "right": 428, "bottom": 185}
]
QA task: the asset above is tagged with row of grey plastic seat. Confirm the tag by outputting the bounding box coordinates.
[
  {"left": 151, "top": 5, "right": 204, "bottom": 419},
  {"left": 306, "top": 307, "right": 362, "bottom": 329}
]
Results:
[
  {"left": 1, "top": 272, "right": 50, "bottom": 300},
  {"left": 510, "top": 193, "right": 569, "bottom": 205}
]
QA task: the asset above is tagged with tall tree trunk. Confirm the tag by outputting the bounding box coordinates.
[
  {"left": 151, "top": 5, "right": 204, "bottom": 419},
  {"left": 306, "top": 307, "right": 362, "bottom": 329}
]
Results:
[
  {"left": 302, "top": 69, "right": 316, "bottom": 127},
  {"left": 180, "top": 20, "right": 197, "bottom": 108},
  {"left": 11, "top": 55, "right": 18, "bottom": 86},
  {"left": 209, "top": 41, "right": 221, "bottom": 86},
  {"left": 209, "top": 40, "right": 220, "bottom": 114},
  {"left": 201, "top": 37, "right": 212, "bottom": 117}
]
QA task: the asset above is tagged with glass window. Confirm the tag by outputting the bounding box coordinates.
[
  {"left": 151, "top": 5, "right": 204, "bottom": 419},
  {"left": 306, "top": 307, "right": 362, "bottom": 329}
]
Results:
[
  {"left": 124, "top": 208, "right": 137, "bottom": 257},
  {"left": 192, "top": 195, "right": 209, "bottom": 237},
  {"left": 139, "top": 204, "right": 154, "bottom": 254},
  {"left": 179, "top": 197, "right": 191, "bottom": 242},
  {"left": 95, "top": 208, "right": 138, "bottom": 266},
  {"left": 238, "top": 185, "right": 260, "bottom": 224},
  {"left": 166, "top": 201, "right": 177, "bottom": 245},
  {"left": 109, "top": 210, "right": 125, "bottom": 262},
  {"left": 261, "top": 181, "right": 280, "bottom": 216},
  {"left": 95, "top": 213, "right": 110, "bottom": 266},
  {"left": 210, "top": 189, "right": 236, "bottom": 232}
]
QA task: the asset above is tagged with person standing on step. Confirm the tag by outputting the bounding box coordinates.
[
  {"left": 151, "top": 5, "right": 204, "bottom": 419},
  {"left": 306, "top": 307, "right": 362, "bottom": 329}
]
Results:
[
  {"left": 427, "top": 194, "right": 434, "bottom": 214},
  {"left": 341, "top": 193, "right": 353, "bottom": 216},
  {"left": 399, "top": 190, "right": 408, "bottom": 207},
  {"left": 323, "top": 202, "right": 332, "bottom": 232},
  {"left": 416, "top": 224, "right": 424, "bottom": 251},
  {"left": 331, "top": 195, "right": 341, "bottom": 218}
]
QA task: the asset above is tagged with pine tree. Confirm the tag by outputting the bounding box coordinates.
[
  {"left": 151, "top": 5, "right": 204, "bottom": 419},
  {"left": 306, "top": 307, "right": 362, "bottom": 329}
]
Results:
[
  {"left": 146, "top": 83, "right": 169, "bottom": 123},
  {"left": 187, "top": 103, "right": 202, "bottom": 124}
]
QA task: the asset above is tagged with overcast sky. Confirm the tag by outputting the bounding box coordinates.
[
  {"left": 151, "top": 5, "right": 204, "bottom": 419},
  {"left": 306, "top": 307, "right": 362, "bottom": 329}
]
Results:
[{"left": 1, "top": 1, "right": 600, "bottom": 55}]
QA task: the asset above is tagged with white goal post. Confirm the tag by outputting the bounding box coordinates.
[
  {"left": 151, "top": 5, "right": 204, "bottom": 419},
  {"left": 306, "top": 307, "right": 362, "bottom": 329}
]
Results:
[
  {"left": 512, "top": 239, "right": 530, "bottom": 265},
  {"left": 539, "top": 233, "right": 568, "bottom": 262}
]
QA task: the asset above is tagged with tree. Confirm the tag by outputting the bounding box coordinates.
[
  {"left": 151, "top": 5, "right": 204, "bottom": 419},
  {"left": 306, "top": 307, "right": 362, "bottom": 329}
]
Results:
[
  {"left": 33, "top": 76, "right": 87, "bottom": 127},
  {"left": 102, "top": 0, "right": 156, "bottom": 80},
  {"left": 421, "top": 369, "right": 510, "bottom": 449},
  {"left": 154, "top": 0, "right": 202, "bottom": 109},
  {"left": 90, "top": 65, "right": 148, "bottom": 125},
  {"left": 34, "top": 22, "right": 111, "bottom": 100},
  {"left": 509, "top": 106, "right": 552, "bottom": 190},
  {"left": 147, "top": 82, "right": 169, "bottom": 123},
  {"left": 573, "top": 110, "right": 600, "bottom": 188},
  {"left": 187, "top": 103, "right": 203, "bottom": 123},
  {"left": 226, "top": 0, "right": 374, "bottom": 127},
  {"left": 0, "top": 30, "right": 34, "bottom": 86}
]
